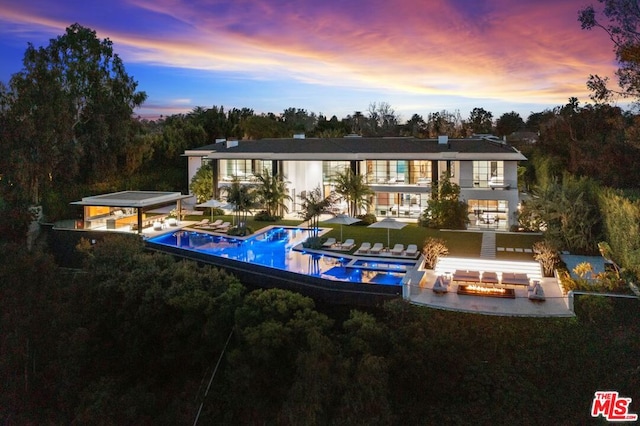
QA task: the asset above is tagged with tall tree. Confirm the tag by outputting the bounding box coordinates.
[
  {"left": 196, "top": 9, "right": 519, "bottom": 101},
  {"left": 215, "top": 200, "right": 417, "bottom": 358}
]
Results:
[
  {"left": 332, "top": 168, "right": 373, "bottom": 217},
  {"left": 468, "top": 107, "right": 494, "bottom": 134},
  {"left": 420, "top": 172, "right": 468, "bottom": 229},
  {"left": 254, "top": 168, "right": 292, "bottom": 218},
  {"left": 579, "top": 1, "right": 640, "bottom": 101},
  {"left": 0, "top": 23, "right": 147, "bottom": 203},
  {"left": 495, "top": 111, "right": 525, "bottom": 136}
]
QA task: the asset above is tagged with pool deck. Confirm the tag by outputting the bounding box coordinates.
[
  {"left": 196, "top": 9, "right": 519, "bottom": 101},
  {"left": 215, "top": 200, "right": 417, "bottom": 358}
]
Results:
[{"left": 144, "top": 224, "right": 574, "bottom": 317}]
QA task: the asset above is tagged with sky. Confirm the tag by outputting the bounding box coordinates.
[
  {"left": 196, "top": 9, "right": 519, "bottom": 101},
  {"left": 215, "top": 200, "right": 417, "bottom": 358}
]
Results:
[{"left": 0, "top": 0, "right": 622, "bottom": 122}]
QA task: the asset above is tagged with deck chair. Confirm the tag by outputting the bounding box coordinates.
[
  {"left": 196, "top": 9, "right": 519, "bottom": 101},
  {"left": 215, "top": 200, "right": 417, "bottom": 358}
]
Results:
[
  {"left": 355, "top": 242, "right": 371, "bottom": 254},
  {"left": 322, "top": 237, "right": 337, "bottom": 247},
  {"left": 404, "top": 244, "right": 418, "bottom": 257},
  {"left": 340, "top": 239, "right": 355, "bottom": 250},
  {"left": 391, "top": 244, "right": 404, "bottom": 255},
  {"left": 369, "top": 243, "right": 384, "bottom": 254}
]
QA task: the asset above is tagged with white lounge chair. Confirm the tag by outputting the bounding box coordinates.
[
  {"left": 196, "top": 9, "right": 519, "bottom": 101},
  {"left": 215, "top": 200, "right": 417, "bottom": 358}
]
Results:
[
  {"left": 322, "top": 237, "right": 337, "bottom": 247},
  {"left": 215, "top": 221, "right": 231, "bottom": 231},
  {"left": 194, "top": 218, "right": 210, "bottom": 227},
  {"left": 340, "top": 239, "right": 355, "bottom": 250},
  {"left": 355, "top": 242, "right": 371, "bottom": 254},
  {"left": 153, "top": 221, "right": 163, "bottom": 231},
  {"left": 404, "top": 244, "right": 418, "bottom": 257},
  {"left": 391, "top": 244, "right": 404, "bottom": 255},
  {"left": 369, "top": 243, "right": 384, "bottom": 254}
]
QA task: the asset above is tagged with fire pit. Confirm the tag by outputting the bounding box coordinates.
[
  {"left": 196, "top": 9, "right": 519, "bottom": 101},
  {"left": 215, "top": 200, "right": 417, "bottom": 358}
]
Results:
[{"left": 457, "top": 284, "right": 515, "bottom": 299}]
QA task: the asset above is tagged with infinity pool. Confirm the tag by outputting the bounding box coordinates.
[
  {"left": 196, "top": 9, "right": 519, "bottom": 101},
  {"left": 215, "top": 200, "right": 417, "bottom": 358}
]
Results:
[{"left": 148, "top": 227, "right": 416, "bottom": 286}]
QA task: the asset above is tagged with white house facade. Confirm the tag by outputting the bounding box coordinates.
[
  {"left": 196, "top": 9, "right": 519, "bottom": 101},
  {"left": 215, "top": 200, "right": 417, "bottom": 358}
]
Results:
[{"left": 184, "top": 135, "right": 527, "bottom": 230}]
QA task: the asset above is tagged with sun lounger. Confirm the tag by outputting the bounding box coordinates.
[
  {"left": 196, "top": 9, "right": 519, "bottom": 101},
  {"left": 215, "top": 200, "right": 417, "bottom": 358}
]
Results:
[
  {"left": 404, "top": 244, "right": 418, "bottom": 257},
  {"left": 194, "top": 218, "right": 210, "bottom": 227},
  {"left": 340, "top": 239, "right": 355, "bottom": 250},
  {"left": 355, "top": 242, "right": 371, "bottom": 254},
  {"left": 322, "top": 237, "right": 337, "bottom": 248},
  {"left": 369, "top": 243, "right": 384, "bottom": 254},
  {"left": 214, "top": 221, "right": 231, "bottom": 231},
  {"left": 391, "top": 244, "right": 404, "bottom": 255}
]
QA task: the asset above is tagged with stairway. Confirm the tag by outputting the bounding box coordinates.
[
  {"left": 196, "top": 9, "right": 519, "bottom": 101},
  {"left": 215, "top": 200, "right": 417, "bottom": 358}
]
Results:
[{"left": 480, "top": 231, "right": 496, "bottom": 259}]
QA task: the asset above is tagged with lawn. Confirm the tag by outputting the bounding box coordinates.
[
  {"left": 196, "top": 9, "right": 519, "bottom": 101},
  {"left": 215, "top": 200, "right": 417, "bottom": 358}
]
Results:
[{"left": 183, "top": 213, "right": 541, "bottom": 260}]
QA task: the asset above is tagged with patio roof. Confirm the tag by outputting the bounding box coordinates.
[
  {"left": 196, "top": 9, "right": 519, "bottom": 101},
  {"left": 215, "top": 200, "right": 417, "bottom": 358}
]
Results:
[{"left": 71, "top": 191, "right": 191, "bottom": 208}]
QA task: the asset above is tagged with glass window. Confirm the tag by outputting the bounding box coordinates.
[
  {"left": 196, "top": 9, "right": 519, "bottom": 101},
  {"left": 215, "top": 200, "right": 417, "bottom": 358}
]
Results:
[
  {"left": 472, "top": 161, "right": 504, "bottom": 187},
  {"left": 323, "top": 161, "right": 350, "bottom": 182}
]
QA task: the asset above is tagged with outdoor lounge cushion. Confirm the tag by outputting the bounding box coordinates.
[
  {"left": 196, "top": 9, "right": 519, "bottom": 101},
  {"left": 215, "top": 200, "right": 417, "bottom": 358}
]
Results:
[
  {"left": 356, "top": 242, "right": 371, "bottom": 254},
  {"left": 391, "top": 244, "right": 404, "bottom": 255},
  {"left": 323, "top": 237, "right": 337, "bottom": 247},
  {"left": 340, "top": 239, "right": 355, "bottom": 250},
  {"left": 369, "top": 243, "right": 384, "bottom": 254},
  {"left": 405, "top": 244, "right": 418, "bottom": 257}
]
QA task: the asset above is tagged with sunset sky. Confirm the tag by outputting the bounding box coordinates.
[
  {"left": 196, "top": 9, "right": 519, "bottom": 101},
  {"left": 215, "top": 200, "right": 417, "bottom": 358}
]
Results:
[{"left": 0, "top": 0, "right": 620, "bottom": 122}]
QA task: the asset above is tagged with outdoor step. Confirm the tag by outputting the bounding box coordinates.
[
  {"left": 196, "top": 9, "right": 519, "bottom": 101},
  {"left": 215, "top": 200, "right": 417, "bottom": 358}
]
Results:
[{"left": 480, "top": 232, "right": 496, "bottom": 259}]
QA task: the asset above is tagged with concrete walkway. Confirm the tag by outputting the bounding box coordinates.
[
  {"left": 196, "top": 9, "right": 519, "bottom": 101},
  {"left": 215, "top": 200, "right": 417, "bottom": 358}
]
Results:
[{"left": 480, "top": 231, "right": 496, "bottom": 259}]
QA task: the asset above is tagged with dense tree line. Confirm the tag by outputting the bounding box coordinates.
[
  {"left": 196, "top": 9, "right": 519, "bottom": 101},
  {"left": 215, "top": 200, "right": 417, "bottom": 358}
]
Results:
[{"left": 0, "top": 235, "right": 637, "bottom": 424}]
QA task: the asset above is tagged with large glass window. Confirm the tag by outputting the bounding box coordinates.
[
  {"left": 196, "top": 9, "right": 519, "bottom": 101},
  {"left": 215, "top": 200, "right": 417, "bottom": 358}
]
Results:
[
  {"left": 373, "top": 192, "right": 429, "bottom": 217},
  {"left": 467, "top": 199, "right": 508, "bottom": 228},
  {"left": 472, "top": 161, "right": 504, "bottom": 187},
  {"left": 322, "top": 161, "right": 350, "bottom": 182},
  {"left": 366, "top": 160, "right": 408, "bottom": 184}
]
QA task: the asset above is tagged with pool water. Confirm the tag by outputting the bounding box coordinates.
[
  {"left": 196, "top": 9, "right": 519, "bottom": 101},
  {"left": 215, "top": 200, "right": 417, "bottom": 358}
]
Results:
[{"left": 148, "top": 227, "right": 411, "bottom": 286}]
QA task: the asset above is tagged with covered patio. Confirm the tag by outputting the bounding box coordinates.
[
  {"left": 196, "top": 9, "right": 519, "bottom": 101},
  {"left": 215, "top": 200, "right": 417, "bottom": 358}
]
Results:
[{"left": 71, "top": 191, "right": 193, "bottom": 234}]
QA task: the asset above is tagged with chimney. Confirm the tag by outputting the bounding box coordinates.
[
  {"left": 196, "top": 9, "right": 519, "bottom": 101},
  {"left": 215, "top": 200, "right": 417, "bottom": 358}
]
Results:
[
  {"left": 438, "top": 135, "right": 448, "bottom": 145},
  {"left": 226, "top": 140, "right": 238, "bottom": 148},
  {"left": 215, "top": 138, "right": 226, "bottom": 143},
  {"left": 293, "top": 133, "right": 305, "bottom": 139}
]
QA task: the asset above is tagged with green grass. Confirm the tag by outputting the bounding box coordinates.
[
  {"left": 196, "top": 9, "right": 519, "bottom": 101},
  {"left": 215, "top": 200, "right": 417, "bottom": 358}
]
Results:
[{"left": 183, "top": 213, "right": 542, "bottom": 260}]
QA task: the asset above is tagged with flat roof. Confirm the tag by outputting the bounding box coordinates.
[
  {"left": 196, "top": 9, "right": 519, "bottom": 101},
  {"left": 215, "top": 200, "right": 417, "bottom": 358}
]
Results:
[
  {"left": 71, "top": 191, "right": 191, "bottom": 208},
  {"left": 184, "top": 136, "right": 527, "bottom": 161}
]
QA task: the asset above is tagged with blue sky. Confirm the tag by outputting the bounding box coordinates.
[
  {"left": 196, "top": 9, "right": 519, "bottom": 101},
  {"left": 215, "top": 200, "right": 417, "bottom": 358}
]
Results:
[{"left": 0, "top": 0, "right": 620, "bottom": 121}]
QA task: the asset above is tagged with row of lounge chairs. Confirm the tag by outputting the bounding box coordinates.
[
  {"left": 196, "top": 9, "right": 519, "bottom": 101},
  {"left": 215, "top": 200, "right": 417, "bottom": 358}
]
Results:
[
  {"left": 192, "top": 218, "right": 231, "bottom": 232},
  {"left": 321, "top": 238, "right": 419, "bottom": 257},
  {"left": 355, "top": 242, "right": 418, "bottom": 257}
]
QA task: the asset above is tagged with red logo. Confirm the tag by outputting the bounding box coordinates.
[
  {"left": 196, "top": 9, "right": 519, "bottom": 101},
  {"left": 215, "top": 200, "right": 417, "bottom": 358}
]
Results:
[{"left": 591, "top": 391, "right": 638, "bottom": 422}]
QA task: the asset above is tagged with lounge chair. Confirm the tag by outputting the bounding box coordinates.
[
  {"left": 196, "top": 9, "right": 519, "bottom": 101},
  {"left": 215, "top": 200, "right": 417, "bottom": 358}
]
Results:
[
  {"left": 355, "top": 242, "right": 371, "bottom": 254},
  {"left": 369, "top": 243, "right": 384, "bottom": 254},
  {"left": 322, "top": 237, "right": 337, "bottom": 248},
  {"left": 404, "top": 244, "right": 418, "bottom": 257},
  {"left": 215, "top": 221, "right": 231, "bottom": 231},
  {"left": 340, "top": 239, "right": 355, "bottom": 250},
  {"left": 391, "top": 244, "right": 404, "bottom": 255},
  {"left": 194, "top": 218, "right": 210, "bottom": 227},
  {"left": 153, "top": 221, "right": 163, "bottom": 231},
  {"left": 528, "top": 282, "right": 546, "bottom": 301}
]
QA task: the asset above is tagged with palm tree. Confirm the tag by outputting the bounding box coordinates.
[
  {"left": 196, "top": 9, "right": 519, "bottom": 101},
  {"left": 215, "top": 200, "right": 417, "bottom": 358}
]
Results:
[
  {"left": 333, "top": 168, "right": 373, "bottom": 217},
  {"left": 298, "top": 186, "right": 334, "bottom": 240},
  {"left": 254, "top": 168, "right": 292, "bottom": 218},
  {"left": 222, "top": 177, "right": 257, "bottom": 233}
]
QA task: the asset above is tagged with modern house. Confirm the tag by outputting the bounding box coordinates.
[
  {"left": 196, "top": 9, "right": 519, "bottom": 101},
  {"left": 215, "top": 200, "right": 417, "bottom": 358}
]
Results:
[{"left": 184, "top": 135, "right": 527, "bottom": 230}]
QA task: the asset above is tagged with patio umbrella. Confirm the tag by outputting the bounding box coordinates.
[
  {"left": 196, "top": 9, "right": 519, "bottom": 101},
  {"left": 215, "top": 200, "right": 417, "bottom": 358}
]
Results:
[
  {"left": 323, "top": 214, "right": 361, "bottom": 242},
  {"left": 367, "top": 217, "right": 407, "bottom": 247},
  {"left": 196, "top": 199, "right": 229, "bottom": 221}
]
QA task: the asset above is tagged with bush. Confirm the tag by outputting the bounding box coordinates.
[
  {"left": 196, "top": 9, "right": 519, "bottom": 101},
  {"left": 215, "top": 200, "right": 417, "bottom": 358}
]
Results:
[
  {"left": 254, "top": 210, "right": 281, "bottom": 222},
  {"left": 227, "top": 225, "right": 254, "bottom": 237},
  {"left": 302, "top": 236, "right": 325, "bottom": 249},
  {"left": 355, "top": 213, "right": 377, "bottom": 226},
  {"left": 422, "top": 237, "right": 449, "bottom": 269}
]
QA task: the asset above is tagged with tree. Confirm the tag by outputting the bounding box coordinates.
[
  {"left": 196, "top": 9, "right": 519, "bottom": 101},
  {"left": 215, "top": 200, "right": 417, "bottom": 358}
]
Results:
[
  {"left": 222, "top": 177, "right": 257, "bottom": 233},
  {"left": 495, "top": 111, "right": 524, "bottom": 137},
  {"left": 364, "top": 102, "right": 400, "bottom": 136},
  {"left": 579, "top": 1, "right": 640, "bottom": 101},
  {"left": 298, "top": 186, "right": 334, "bottom": 240},
  {"left": 332, "top": 168, "right": 373, "bottom": 217},
  {"left": 0, "top": 23, "right": 147, "bottom": 203},
  {"left": 420, "top": 172, "right": 469, "bottom": 229},
  {"left": 422, "top": 238, "right": 449, "bottom": 269},
  {"left": 189, "top": 163, "right": 214, "bottom": 204},
  {"left": 468, "top": 107, "right": 494, "bottom": 134},
  {"left": 254, "top": 168, "right": 292, "bottom": 219},
  {"left": 402, "top": 114, "right": 428, "bottom": 137}
]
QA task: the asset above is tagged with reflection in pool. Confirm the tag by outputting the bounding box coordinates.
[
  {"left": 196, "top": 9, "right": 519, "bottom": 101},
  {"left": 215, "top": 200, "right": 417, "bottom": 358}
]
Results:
[{"left": 148, "top": 227, "right": 415, "bottom": 286}]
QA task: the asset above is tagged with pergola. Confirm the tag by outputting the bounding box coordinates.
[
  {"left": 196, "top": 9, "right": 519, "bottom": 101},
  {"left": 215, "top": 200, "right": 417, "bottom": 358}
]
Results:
[{"left": 71, "top": 191, "right": 192, "bottom": 234}]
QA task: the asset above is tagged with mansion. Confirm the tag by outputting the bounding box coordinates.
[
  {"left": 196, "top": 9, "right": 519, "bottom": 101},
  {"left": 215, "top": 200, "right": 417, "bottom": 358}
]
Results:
[{"left": 184, "top": 135, "right": 526, "bottom": 230}]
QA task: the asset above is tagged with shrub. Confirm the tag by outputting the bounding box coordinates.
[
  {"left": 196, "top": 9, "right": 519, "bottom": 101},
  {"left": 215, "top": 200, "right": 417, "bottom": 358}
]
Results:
[
  {"left": 302, "top": 236, "right": 324, "bottom": 249},
  {"left": 533, "top": 240, "right": 559, "bottom": 277},
  {"left": 422, "top": 237, "right": 448, "bottom": 269},
  {"left": 254, "top": 210, "right": 281, "bottom": 222},
  {"left": 355, "top": 213, "right": 377, "bottom": 226}
]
